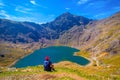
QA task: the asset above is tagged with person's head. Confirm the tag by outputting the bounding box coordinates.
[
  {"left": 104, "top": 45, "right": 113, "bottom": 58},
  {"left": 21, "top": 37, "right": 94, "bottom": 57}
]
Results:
[{"left": 45, "top": 56, "right": 50, "bottom": 61}]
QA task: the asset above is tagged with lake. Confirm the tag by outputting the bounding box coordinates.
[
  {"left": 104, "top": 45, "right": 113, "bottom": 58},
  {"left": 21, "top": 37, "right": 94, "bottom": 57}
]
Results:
[{"left": 14, "top": 46, "right": 90, "bottom": 68}]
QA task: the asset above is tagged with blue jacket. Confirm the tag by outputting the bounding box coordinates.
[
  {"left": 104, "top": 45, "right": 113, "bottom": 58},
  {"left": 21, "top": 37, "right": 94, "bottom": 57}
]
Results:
[{"left": 44, "top": 60, "right": 52, "bottom": 71}]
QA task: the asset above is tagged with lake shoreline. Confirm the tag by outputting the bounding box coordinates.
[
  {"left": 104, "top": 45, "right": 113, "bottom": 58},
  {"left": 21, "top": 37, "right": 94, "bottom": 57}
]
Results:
[
  {"left": 74, "top": 52, "right": 92, "bottom": 66},
  {"left": 83, "top": 57, "right": 93, "bottom": 66},
  {"left": 10, "top": 54, "right": 92, "bottom": 68},
  {"left": 9, "top": 46, "right": 47, "bottom": 68},
  {"left": 10, "top": 46, "right": 92, "bottom": 68},
  {"left": 9, "top": 51, "right": 35, "bottom": 68}
]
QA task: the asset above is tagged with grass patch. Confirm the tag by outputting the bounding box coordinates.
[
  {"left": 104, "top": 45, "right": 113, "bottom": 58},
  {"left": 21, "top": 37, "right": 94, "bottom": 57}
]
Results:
[
  {"left": 0, "top": 60, "right": 120, "bottom": 80},
  {"left": 75, "top": 51, "right": 90, "bottom": 58}
]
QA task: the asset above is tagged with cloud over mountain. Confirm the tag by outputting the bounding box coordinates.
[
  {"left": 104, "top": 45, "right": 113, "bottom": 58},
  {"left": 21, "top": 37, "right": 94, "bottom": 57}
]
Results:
[{"left": 30, "top": 0, "right": 37, "bottom": 5}]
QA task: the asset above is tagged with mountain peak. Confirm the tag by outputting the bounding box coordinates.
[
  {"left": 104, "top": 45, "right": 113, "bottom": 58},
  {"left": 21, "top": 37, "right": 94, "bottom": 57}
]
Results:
[
  {"left": 45, "top": 12, "right": 92, "bottom": 35},
  {"left": 55, "top": 12, "right": 74, "bottom": 21},
  {"left": 56, "top": 12, "right": 90, "bottom": 21},
  {"left": 61, "top": 12, "right": 72, "bottom": 15}
]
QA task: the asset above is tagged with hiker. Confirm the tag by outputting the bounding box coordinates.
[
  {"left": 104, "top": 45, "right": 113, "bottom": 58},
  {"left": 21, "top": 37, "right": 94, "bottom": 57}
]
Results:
[{"left": 44, "top": 56, "right": 55, "bottom": 71}]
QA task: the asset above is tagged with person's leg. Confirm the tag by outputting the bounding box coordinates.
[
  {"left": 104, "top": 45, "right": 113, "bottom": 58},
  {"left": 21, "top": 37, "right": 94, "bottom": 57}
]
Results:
[{"left": 51, "top": 64, "right": 55, "bottom": 71}]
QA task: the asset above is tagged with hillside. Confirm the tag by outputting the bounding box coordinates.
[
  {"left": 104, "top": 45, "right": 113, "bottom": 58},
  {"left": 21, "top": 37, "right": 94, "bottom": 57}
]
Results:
[
  {"left": 0, "top": 19, "right": 56, "bottom": 43},
  {"left": 0, "top": 11, "right": 120, "bottom": 80},
  {"left": 59, "top": 11, "right": 120, "bottom": 56}
]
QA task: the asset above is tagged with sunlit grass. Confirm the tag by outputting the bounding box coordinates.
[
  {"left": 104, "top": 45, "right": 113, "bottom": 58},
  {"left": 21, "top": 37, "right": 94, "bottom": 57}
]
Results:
[
  {"left": 0, "top": 59, "right": 120, "bottom": 80},
  {"left": 0, "top": 43, "right": 32, "bottom": 67}
]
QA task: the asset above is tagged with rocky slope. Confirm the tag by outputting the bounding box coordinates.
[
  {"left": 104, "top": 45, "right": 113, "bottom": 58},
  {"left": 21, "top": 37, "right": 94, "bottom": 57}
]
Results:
[
  {"left": 59, "top": 11, "right": 120, "bottom": 56},
  {"left": 0, "top": 19, "right": 56, "bottom": 43}
]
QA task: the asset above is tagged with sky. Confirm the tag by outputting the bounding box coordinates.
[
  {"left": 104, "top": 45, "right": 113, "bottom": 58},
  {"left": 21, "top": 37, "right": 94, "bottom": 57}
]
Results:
[{"left": 0, "top": 0, "right": 120, "bottom": 24}]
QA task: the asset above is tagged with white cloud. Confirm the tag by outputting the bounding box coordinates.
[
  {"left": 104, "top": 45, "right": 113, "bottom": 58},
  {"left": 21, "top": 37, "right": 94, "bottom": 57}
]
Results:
[
  {"left": 0, "top": 9, "right": 53, "bottom": 23},
  {"left": 15, "top": 6, "right": 32, "bottom": 13},
  {"left": 38, "top": 22, "right": 46, "bottom": 24},
  {"left": 30, "top": 0, "right": 47, "bottom": 8},
  {"left": 78, "top": 0, "right": 88, "bottom": 5},
  {"left": 94, "top": 13, "right": 105, "bottom": 19},
  {"left": 93, "top": 12, "right": 111, "bottom": 19},
  {"left": 0, "top": 10, "right": 34, "bottom": 22},
  {"left": 65, "top": 8, "right": 70, "bottom": 10},
  {"left": 11, "top": 16, "right": 35, "bottom": 22},
  {"left": 0, "top": 1, "right": 5, "bottom": 8},
  {"left": 0, "top": 10, "right": 10, "bottom": 18},
  {"left": 30, "top": 0, "right": 37, "bottom": 5}
]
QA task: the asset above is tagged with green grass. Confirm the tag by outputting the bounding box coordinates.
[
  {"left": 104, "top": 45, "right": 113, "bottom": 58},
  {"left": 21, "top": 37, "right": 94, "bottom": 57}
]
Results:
[
  {"left": 54, "top": 77, "right": 74, "bottom": 80},
  {"left": 1, "top": 59, "right": 120, "bottom": 80},
  {"left": 75, "top": 50, "right": 90, "bottom": 58}
]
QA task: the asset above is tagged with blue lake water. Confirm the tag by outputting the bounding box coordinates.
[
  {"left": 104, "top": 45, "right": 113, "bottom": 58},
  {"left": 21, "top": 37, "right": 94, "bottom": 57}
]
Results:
[{"left": 14, "top": 46, "right": 90, "bottom": 68}]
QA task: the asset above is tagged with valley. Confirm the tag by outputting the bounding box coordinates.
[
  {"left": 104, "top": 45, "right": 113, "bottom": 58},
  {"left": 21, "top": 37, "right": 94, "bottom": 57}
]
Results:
[{"left": 0, "top": 11, "right": 120, "bottom": 80}]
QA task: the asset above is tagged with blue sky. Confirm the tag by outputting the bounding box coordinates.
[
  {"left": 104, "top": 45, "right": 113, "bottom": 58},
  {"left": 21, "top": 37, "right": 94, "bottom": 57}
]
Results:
[{"left": 0, "top": 0, "right": 120, "bottom": 23}]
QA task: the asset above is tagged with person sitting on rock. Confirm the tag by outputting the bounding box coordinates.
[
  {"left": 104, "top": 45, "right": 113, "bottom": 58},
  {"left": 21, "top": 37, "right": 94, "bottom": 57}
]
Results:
[{"left": 44, "top": 56, "right": 55, "bottom": 71}]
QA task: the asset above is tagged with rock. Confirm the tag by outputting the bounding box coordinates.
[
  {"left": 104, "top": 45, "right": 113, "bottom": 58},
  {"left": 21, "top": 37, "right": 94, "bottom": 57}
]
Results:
[
  {"left": 21, "top": 68, "right": 32, "bottom": 72},
  {"left": 8, "top": 67, "right": 17, "bottom": 72},
  {"left": 0, "top": 54, "right": 5, "bottom": 57},
  {"left": 110, "top": 39, "right": 120, "bottom": 48}
]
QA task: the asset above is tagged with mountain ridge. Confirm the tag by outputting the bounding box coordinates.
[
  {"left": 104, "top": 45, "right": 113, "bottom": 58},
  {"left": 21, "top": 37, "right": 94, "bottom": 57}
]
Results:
[{"left": 0, "top": 12, "right": 92, "bottom": 43}]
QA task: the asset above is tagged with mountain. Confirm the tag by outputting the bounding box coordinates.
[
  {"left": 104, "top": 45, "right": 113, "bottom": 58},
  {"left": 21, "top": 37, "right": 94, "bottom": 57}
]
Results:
[
  {"left": 0, "top": 19, "right": 57, "bottom": 43},
  {"left": 41, "top": 12, "right": 92, "bottom": 38},
  {"left": 0, "top": 11, "right": 120, "bottom": 54},
  {"left": 0, "top": 12, "right": 92, "bottom": 43},
  {"left": 0, "top": 19, "right": 39, "bottom": 43},
  {"left": 59, "top": 11, "right": 120, "bottom": 56}
]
